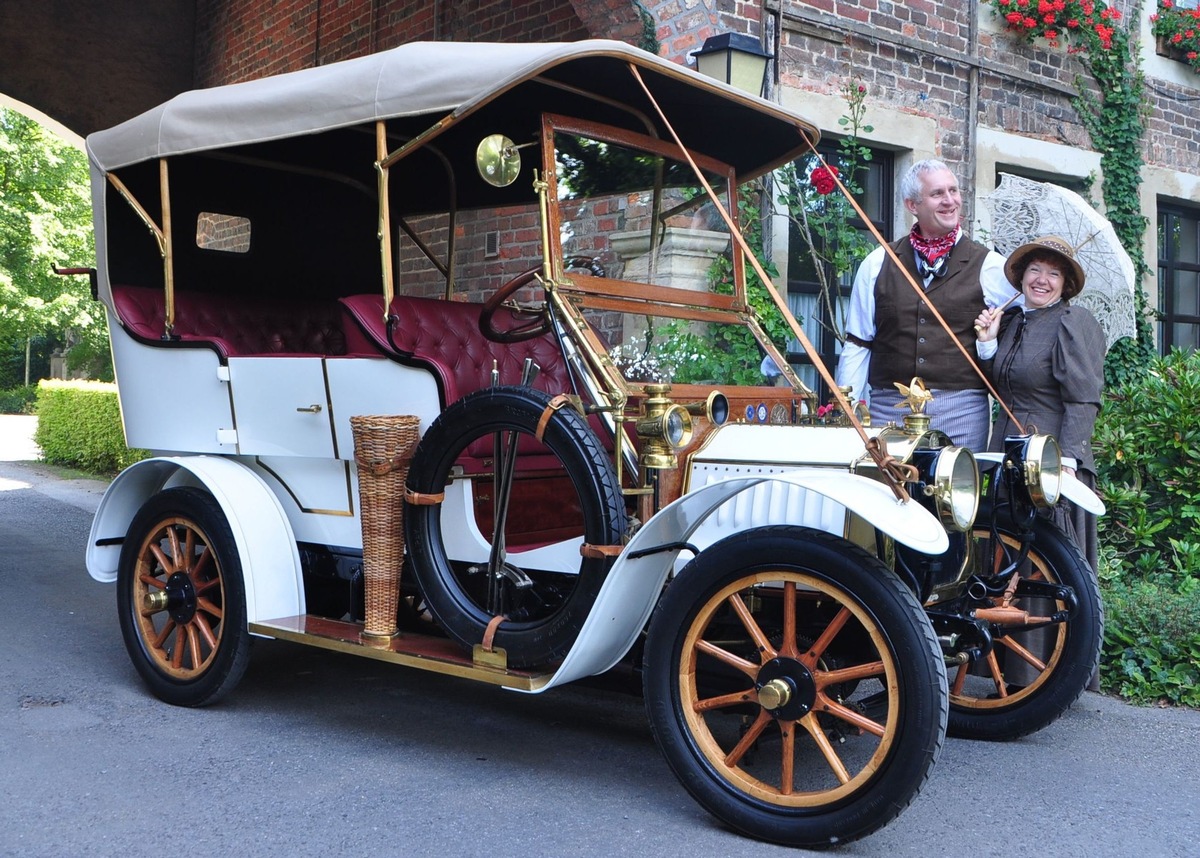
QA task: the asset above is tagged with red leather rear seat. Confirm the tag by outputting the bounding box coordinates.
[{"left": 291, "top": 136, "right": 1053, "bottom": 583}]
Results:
[{"left": 111, "top": 284, "right": 349, "bottom": 358}]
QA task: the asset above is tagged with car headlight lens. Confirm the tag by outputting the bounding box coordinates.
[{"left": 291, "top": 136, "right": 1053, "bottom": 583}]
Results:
[
  {"left": 931, "top": 446, "right": 980, "bottom": 532},
  {"left": 1022, "top": 433, "right": 1062, "bottom": 508}
]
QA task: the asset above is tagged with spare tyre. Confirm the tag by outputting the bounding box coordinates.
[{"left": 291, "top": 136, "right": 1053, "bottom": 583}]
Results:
[{"left": 405, "top": 385, "right": 626, "bottom": 668}]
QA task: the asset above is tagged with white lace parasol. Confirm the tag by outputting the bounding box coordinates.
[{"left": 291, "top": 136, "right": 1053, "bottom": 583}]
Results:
[{"left": 982, "top": 173, "right": 1137, "bottom": 349}]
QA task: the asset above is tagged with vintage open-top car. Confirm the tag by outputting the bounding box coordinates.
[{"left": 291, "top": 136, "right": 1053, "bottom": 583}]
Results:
[{"left": 74, "top": 39, "right": 1103, "bottom": 847}]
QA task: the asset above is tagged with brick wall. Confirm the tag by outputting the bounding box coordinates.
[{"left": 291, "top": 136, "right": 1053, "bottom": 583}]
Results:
[{"left": 196, "top": 0, "right": 605, "bottom": 86}]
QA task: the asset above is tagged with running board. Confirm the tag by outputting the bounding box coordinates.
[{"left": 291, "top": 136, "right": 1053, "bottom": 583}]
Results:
[{"left": 249, "top": 615, "right": 554, "bottom": 692}]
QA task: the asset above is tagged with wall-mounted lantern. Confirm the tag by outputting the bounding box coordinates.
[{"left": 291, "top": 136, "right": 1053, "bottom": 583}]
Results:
[{"left": 693, "top": 32, "right": 772, "bottom": 97}]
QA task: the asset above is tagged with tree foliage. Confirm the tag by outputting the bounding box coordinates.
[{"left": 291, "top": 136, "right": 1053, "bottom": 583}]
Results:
[{"left": 0, "top": 108, "right": 101, "bottom": 377}]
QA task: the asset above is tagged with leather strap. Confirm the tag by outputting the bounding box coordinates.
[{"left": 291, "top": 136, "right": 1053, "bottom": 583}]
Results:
[
  {"left": 580, "top": 543, "right": 624, "bottom": 559},
  {"left": 404, "top": 488, "right": 445, "bottom": 505},
  {"left": 535, "top": 393, "right": 573, "bottom": 442},
  {"left": 481, "top": 614, "right": 507, "bottom": 652}
]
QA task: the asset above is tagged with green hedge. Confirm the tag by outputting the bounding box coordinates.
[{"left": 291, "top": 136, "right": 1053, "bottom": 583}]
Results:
[
  {"left": 1093, "top": 348, "right": 1200, "bottom": 705},
  {"left": 34, "top": 380, "right": 148, "bottom": 474},
  {"left": 0, "top": 385, "right": 38, "bottom": 414}
]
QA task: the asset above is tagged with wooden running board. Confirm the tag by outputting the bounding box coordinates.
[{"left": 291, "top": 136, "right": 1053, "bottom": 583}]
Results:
[{"left": 249, "top": 615, "right": 554, "bottom": 692}]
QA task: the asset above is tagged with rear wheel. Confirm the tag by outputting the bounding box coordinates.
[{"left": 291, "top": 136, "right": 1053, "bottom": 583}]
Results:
[
  {"left": 948, "top": 515, "right": 1101, "bottom": 740},
  {"left": 117, "top": 487, "right": 250, "bottom": 707},
  {"left": 643, "top": 526, "right": 947, "bottom": 848}
]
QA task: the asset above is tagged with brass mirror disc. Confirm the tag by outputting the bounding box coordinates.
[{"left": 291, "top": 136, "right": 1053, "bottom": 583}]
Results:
[{"left": 476, "top": 134, "right": 521, "bottom": 187}]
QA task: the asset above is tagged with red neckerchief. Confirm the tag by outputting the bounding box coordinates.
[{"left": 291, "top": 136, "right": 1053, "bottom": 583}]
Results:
[{"left": 908, "top": 224, "right": 960, "bottom": 266}]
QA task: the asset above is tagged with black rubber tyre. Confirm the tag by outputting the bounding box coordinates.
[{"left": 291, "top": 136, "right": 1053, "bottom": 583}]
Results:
[
  {"left": 406, "top": 386, "right": 626, "bottom": 668},
  {"left": 949, "top": 514, "right": 1102, "bottom": 741},
  {"left": 117, "top": 487, "right": 251, "bottom": 707},
  {"left": 643, "top": 526, "right": 948, "bottom": 848}
]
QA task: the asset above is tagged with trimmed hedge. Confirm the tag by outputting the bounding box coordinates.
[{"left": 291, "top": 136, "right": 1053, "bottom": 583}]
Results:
[{"left": 34, "top": 380, "right": 148, "bottom": 474}]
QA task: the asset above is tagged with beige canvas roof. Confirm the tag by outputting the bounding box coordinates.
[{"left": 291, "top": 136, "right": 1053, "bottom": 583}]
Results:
[{"left": 86, "top": 39, "right": 818, "bottom": 177}]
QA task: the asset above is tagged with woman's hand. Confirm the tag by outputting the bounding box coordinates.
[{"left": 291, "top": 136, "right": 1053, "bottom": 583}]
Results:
[{"left": 974, "top": 306, "right": 1002, "bottom": 342}]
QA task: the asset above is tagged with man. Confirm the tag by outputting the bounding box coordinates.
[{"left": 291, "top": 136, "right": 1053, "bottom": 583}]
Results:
[{"left": 834, "top": 159, "right": 1017, "bottom": 450}]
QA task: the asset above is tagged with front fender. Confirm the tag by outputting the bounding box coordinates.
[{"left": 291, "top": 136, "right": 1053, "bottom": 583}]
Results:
[
  {"left": 86, "top": 456, "right": 303, "bottom": 623},
  {"left": 974, "top": 452, "right": 1106, "bottom": 515},
  {"left": 534, "top": 468, "right": 947, "bottom": 692}
]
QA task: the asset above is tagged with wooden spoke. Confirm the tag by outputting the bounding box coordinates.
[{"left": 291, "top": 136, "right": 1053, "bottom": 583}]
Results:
[
  {"left": 185, "top": 623, "right": 202, "bottom": 668},
  {"left": 817, "top": 693, "right": 886, "bottom": 738},
  {"left": 149, "top": 541, "right": 175, "bottom": 575},
  {"left": 193, "top": 612, "right": 219, "bottom": 650},
  {"left": 951, "top": 662, "right": 969, "bottom": 695},
  {"left": 815, "top": 660, "right": 886, "bottom": 688},
  {"left": 152, "top": 618, "right": 176, "bottom": 650},
  {"left": 779, "top": 720, "right": 796, "bottom": 795},
  {"left": 695, "top": 638, "right": 760, "bottom": 679},
  {"left": 166, "top": 525, "right": 183, "bottom": 571},
  {"left": 997, "top": 634, "right": 1047, "bottom": 672},
  {"left": 196, "top": 596, "right": 224, "bottom": 621},
  {"left": 799, "top": 712, "right": 852, "bottom": 784},
  {"left": 723, "top": 710, "right": 772, "bottom": 769},
  {"left": 694, "top": 688, "right": 757, "bottom": 712},
  {"left": 985, "top": 650, "right": 1007, "bottom": 696},
  {"left": 779, "top": 581, "right": 799, "bottom": 659},
  {"left": 802, "top": 605, "right": 851, "bottom": 668},
  {"left": 728, "top": 592, "right": 777, "bottom": 661}
]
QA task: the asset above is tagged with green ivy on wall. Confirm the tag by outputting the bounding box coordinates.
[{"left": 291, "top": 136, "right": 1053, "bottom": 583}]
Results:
[{"left": 984, "top": 0, "right": 1158, "bottom": 384}]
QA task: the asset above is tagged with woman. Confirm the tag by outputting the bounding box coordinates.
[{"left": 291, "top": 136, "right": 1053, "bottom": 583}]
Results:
[{"left": 974, "top": 235, "right": 1106, "bottom": 571}]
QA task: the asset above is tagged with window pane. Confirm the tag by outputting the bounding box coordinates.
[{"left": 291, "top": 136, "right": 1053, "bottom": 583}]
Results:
[
  {"left": 1178, "top": 215, "right": 1199, "bottom": 264},
  {"left": 196, "top": 213, "right": 251, "bottom": 253},
  {"left": 1174, "top": 269, "right": 1199, "bottom": 317},
  {"left": 1173, "top": 322, "right": 1200, "bottom": 350}
]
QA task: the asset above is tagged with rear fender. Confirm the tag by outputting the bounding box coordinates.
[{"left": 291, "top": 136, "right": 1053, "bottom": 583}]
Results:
[
  {"left": 86, "top": 456, "right": 303, "bottom": 623},
  {"left": 536, "top": 468, "right": 947, "bottom": 691}
]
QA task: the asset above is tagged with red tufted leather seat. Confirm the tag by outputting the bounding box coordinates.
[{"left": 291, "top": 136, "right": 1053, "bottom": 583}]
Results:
[
  {"left": 339, "top": 293, "right": 572, "bottom": 406},
  {"left": 111, "top": 285, "right": 348, "bottom": 358}
]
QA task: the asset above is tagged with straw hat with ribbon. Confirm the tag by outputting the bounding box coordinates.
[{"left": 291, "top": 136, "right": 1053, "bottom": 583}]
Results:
[{"left": 1003, "top": 235, "right": 1087, "bottom": 301}]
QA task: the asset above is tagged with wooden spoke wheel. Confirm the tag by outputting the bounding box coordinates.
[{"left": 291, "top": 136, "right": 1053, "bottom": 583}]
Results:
[
  {"left": 948, "top": 514, "right": 1101, "bottom": 741},
  {"left": 643, "top": 526, "right": 947, "bottom": 848},
  {"left": 117, "top": 487, "right": 250, "bottom": 707}
]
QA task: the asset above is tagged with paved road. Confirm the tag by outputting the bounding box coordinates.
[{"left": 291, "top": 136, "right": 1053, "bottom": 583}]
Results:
[{"left": 1, "top": 420, "right": 1198, "bottom": 856}]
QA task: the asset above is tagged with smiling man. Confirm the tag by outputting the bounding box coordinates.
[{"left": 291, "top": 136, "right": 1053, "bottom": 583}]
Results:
[{"left": 835, "top": 159, "right": 1017, "bottom": 450}]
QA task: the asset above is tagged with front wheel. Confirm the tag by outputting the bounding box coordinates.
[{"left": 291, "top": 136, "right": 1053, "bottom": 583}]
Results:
[
  {"left": 117, "top": 487, "right": 250, "bottom": 707},
  {"left": 948, "top": 514, "right": 1102, "bottom": 740},
  {"left": 643, "top": 526, "right": 948, "bottom": 848}
]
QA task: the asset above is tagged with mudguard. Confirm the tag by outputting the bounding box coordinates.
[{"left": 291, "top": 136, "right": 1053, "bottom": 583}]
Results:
[
  {"left": 85, "top": 456, "right": 304, "bottom": 623},
  {"left": 974, "top": 451, "right": 1106, "bottom": 515},
  {"left": 531, "top": 468, "right": 949, "bottom": 692}
]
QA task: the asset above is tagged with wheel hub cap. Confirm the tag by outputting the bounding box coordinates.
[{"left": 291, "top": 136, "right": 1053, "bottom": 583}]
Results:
[
  {"left": 163, "top": 571, "right": 197, "bottom": 624},
  {"left": 756, "top": 657, "right": 817, "bottom": 720}
]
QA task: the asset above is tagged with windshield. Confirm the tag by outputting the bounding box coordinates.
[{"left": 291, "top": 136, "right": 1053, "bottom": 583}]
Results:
[{"left": 546, "top": 118, "right": 789, "bottom": 394}]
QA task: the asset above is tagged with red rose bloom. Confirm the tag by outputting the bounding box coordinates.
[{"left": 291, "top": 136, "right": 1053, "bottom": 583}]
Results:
[{"left": 811, "top": 165, "right": 840, "bottom": 195}]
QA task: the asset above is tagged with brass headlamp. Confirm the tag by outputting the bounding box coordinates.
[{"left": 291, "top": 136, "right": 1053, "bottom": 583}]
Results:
[{"left": 635, "top": 384, "right": 694, "bottom": 470}]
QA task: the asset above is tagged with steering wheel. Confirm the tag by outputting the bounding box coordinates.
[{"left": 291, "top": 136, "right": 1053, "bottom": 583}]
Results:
[{"left": 479, "top": 266, "right": 550, "bottom": 343}]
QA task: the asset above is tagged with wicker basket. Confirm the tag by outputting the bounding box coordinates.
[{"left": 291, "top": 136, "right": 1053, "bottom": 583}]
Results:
[{"left": 351, "top": 414, "right": 421, "bottom": 642}]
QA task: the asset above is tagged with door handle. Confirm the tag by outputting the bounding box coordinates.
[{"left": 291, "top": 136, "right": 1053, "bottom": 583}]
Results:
[{"left": 296, "top": 404, "right": 323, "bottom": 413}]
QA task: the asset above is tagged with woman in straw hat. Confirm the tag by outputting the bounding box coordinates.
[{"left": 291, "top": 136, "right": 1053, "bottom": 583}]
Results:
[{"left": 974, "top": 235, "right": 1106, "bottom": 573}]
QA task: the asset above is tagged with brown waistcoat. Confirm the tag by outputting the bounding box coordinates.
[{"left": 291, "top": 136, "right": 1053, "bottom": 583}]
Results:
[{"left": 869, "top": 235, "right": 990, "bottom": 391}]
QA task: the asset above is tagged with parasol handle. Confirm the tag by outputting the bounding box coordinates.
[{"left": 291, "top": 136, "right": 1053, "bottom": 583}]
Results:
[{"left": 974, "top": 291, "right": 1022, "bottom": 333}]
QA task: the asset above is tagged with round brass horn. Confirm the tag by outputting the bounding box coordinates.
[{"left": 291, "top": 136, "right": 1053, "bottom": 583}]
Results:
[{"left": 476, "top": 134, "right": 521, "bottom": 187}]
